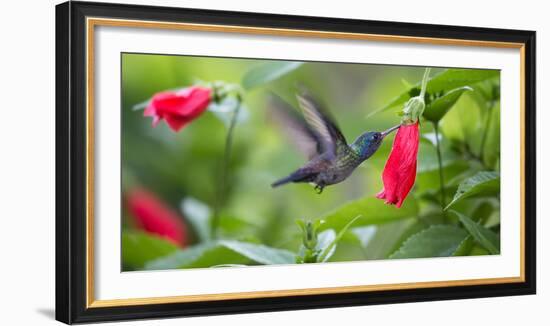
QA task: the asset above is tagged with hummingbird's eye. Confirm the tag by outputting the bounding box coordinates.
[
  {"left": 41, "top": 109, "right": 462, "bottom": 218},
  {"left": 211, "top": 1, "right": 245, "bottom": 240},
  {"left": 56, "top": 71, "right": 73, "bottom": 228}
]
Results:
[{"left": 373, "top": 133, "right": 381, "bottom": 140}]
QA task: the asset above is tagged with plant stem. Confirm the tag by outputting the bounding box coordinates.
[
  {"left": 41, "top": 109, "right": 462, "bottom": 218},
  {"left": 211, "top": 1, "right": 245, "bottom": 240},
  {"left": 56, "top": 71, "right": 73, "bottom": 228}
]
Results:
[
  {"left": 212, "top": 100, "right": 241, "bottom": 238},
  {"left": 420, "top": 68, "right": 431, "bottom": 99},
  {"left": 433, "top": 122, "right": 447, "bottom": 215}
]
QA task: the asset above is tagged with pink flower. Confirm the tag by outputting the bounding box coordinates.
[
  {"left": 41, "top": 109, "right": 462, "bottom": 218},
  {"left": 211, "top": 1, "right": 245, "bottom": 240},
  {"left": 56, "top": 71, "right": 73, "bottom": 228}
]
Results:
[
  {"left": 126, "top": 188, "right": 188, "bottom": 247},
  {"left": 376, "top": 122, "right": 420, "bottom": 208},
  {"left": 144, "top": 86, "right": 212, "bottom": 132}
]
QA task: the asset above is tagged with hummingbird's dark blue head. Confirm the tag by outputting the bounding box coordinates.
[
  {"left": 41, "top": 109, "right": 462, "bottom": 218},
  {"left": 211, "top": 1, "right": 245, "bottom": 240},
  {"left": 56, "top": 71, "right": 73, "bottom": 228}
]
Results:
[{"left": 352, "top": 131, "right": 384, "bottom": 160}]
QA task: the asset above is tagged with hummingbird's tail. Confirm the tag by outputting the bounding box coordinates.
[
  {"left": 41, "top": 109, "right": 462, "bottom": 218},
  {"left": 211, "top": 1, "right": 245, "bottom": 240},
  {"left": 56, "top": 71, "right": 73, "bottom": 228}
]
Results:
[
  {"left": 271, "top": 175, "right": 295, "bottom": 188},
  {"left": 271, "top": 170, "right": 312, "bottom": 188}
]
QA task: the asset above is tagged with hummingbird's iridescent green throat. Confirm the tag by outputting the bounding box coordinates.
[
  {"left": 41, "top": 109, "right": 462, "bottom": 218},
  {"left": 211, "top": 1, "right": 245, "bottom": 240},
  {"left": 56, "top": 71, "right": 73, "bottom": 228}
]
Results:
[{"left": 270, "top": 89, "right": 400, "bottom": 194}]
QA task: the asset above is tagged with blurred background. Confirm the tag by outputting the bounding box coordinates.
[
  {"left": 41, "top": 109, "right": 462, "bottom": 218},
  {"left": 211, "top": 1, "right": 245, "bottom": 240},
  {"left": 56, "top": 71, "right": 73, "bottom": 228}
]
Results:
[{"left": 121, "top": 53, "right": 500, "bottom": 271}]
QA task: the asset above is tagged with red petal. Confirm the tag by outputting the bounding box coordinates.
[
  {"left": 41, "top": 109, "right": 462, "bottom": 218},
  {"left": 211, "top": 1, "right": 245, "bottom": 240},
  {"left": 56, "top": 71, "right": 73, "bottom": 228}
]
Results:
[
  {"left": 164, "top": 114, "right": 192, "bottom": 132},
  {"left": 144, "top": 101, "right": 163, "bottom": 127},
  {"left": 153, "top": 87, "right": 211, "bottom": 116},
  {"left": 150, "top": 91, "right": 188, "bottom": 114},
  {"left": 173, "top": 86, "right": 211, "bottom": 116}
]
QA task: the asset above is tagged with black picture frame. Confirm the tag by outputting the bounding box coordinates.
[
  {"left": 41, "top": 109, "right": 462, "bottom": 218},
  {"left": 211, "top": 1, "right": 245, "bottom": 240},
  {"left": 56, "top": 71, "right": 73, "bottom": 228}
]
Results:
[{"left": 56, "top": 1, "right": 536, "bottom": 324}]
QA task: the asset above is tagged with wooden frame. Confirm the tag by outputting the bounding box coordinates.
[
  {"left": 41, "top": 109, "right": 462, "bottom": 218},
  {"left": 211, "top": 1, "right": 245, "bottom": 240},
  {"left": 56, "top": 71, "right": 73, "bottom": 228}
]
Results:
[{"left": 56, "top": 1, "right": 536, "bottom": 324}]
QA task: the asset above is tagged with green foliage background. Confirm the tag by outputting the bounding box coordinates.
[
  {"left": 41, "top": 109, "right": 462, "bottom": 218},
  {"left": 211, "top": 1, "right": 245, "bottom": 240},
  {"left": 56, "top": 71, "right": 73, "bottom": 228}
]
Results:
[{"left": 121, "top": 53, "right": 501, "bottom": 271}]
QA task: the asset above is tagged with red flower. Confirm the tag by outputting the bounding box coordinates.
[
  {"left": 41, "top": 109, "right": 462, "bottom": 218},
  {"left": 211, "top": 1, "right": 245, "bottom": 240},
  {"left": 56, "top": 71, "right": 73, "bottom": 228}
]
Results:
[
  {"left": 376, "top": 122, "right": 420, "bottom": 208},
  {"left": 126, "top": 188, "right": 188, "bottom": 247},
  {"left": 144, "top": 86, "right": 212, "bottom": 132}
]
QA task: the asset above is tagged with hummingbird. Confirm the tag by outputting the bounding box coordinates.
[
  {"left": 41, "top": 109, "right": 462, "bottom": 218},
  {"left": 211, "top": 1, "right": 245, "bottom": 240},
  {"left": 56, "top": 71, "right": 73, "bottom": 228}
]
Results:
[{"left": 269, "top": 89, "right": 400, "bottom": 194}]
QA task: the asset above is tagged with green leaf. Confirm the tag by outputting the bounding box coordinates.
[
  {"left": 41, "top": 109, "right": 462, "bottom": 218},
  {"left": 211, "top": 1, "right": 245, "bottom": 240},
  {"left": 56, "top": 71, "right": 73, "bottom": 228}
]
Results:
[
  {"left": 390, "top": 225, "right": 468, "bottom": 259},
  {"left": 351, "top": 226, "right": 377, "bottom": 248},
  {"left": 122, "top": 231, "right": 179, "bottom": 269},
  {"left": 315, "top": 229, "right": 336, "bottom": 252},
  {"left": 180, "top": 197, "right": 211, "bottom": 243},
  {"left": 452, "top": 236, "right": 474, "bottom": 256},
  {"left": 470, "top": 245, "right": 490, "bottom": 256},
  {"left": 485, "top": 210, "right": 501, "bottom": 228},
  {"left": 439, "top": 94, "right": 484, "bottom": 151},
  {"left": 210, "top": 264, "right": 248, "bottom": 268},
  {"left": 218, "top": 240, "right": 295, "bottom": 265},
  {"left": 217, "top": 215, "right": 258, "bottom": 238},
  {"left": 445, "top": 171, "right": 500, "bottom": 209},
  {"left": 146, "top": 240, "right": 295, "bottom": 270},
  {"left": 471, "top": 201, "right": 496, "bottom": 224},
  {"left": 423, "top": 86, "right": 472, "bottom": 122},
  {"left": 357, "top": 218, "right": 423, "bottom": 260},
  {"left": 451, "top": 210, "right": 500, "bottom": 254},
  {"left": 378, "top": 69, "right": 499, "bottom": 112},
  {"left": 319, "top": 196, "right": 418, "bottom": 232},
  {"left": 242, "top": 61, "right": 303, "bottom": 89},
  {"left": 426, "top": 69, "right": 498, "bottom": 95},
  {"left": 132, "top": 98, "right": 150, "bottom": 111},
  {"left": 482, "top": 102, "right": 501, "bottom": 167},
  {"left": 145, "top": 242, "right": 228, "bottom": 270},
  {"left": 416, "top": 142, "right": 465, "bottom": 174},
  {"left": 318, "top": 215, "right": 362, "bottom": 262}
]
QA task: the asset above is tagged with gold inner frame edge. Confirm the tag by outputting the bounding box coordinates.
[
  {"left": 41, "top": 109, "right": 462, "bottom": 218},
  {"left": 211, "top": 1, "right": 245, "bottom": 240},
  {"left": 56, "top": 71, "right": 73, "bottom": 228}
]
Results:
[{"left": 85, "top": 17, "right": 527, "bottom": 308}]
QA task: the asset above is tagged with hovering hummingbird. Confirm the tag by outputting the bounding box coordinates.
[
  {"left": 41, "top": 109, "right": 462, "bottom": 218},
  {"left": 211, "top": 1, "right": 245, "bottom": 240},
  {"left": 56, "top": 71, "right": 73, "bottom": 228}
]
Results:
[{"left": 269, "top": 89, "right": 400, "bottom": 194}]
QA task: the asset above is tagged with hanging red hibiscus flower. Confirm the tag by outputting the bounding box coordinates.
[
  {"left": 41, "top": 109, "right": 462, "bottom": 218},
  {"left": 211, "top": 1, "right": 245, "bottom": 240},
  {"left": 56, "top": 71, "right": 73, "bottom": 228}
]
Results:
[
  {"left": 143, "top": 86, "right": 212, "bottom": 132},
  {"left": 376, "top": 68, "right": 431, "bottom": 208},
  {"left": 376, "top": 122, "right": 420, "bottom": 208}
]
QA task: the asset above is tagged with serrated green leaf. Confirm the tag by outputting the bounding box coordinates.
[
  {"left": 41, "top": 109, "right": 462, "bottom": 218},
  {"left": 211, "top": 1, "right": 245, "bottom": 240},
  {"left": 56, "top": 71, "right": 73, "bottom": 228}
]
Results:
[
  {"left": 423, "top": 86, "right": 472, "bottom": 122},
  {"left": 452, "top": 236, "right": 474, "bottom": 256},
  {"left": 242, "top": 61, "right": 303, "bottom": 89},
  {"left": 451, "top": 210, "right": 500, "bottom": 254},
  {"left": 377, "top": 69, "right": 499, "bottom": 113},
  {"left": 426, "top": 69, "right": 498, "bottom": 95},
  {"left": 358, "top": 218, "right": 424, "bottom": 260},
  {"left": 390, "top": 225, "right": 468, "bottom": 259},
  {"left": 122, "top": 231, "right": 179, "bottom": 269},
  {"left": 445, "top": 171, "right": 500, "bottom": 209},
  {"left": 145, "top": 240, "right": 295, "bottom": 270},
  {"left": 318, "top": 197, "right": 418, "bottom": 232}
]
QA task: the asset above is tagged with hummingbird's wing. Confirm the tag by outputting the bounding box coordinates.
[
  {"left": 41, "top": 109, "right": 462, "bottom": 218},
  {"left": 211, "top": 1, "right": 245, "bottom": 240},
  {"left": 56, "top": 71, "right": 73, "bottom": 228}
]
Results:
[
  {"left": 267, "top": 93, "right": 323, "bottom": 159},
  {"left": 295, "top": 90, "right": 348, "bottom": 159}
]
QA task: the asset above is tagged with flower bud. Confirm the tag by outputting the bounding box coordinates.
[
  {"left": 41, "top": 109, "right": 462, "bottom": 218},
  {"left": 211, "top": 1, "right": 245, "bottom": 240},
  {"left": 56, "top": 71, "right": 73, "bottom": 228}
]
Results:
[
  {"left": 401, "top": 95, "right": 425, "bottom": 125},
  {"left": 302, "top": 220, "right": 318, "bottom": 250}
]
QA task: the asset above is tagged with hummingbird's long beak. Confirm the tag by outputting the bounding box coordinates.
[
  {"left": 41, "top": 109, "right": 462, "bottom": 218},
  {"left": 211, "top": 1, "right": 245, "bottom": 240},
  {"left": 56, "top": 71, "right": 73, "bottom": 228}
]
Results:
[{"left": 381, "top": 124, "right": 401, "bottom": 138}]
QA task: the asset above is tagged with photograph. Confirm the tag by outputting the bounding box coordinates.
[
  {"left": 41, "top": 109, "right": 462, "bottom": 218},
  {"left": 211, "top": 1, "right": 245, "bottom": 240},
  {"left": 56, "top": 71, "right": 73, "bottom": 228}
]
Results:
[
  {"left": 121, "top": 54, "right": 502, "bottom": 272},
  {"left": 50, "top": 1, "right": 537, "bottom": 323}
]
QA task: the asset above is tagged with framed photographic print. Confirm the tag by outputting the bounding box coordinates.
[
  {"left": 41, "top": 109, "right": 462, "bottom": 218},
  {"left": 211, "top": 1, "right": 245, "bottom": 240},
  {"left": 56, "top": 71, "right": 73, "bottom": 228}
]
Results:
[{"left": 55, "top": 1, "right": 536, "bottom": 324}]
